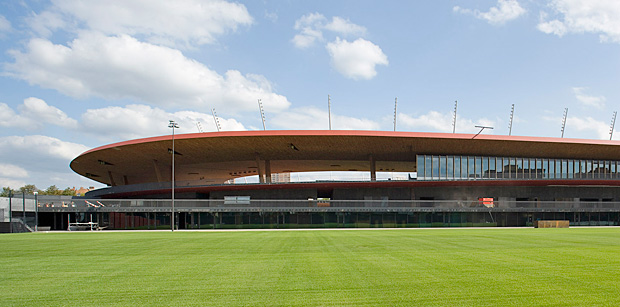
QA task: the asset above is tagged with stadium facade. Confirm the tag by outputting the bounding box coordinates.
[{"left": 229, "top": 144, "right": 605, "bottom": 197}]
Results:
[{"left": 35, "top": 130, "right": 620, "bottom": 230}]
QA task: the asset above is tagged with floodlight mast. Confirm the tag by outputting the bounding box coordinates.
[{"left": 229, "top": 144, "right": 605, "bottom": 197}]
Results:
[
  {"left": 508, "top": 104, "right": 514, "bottom": 136},
  {"left": 393, "top": 97, "right": 398, "bottom": 132},
  {"left": 328, "top": 95, "right": 332, "bottom": 130},
  {"left": 561, "top": 108, "right": 568, "bottom": 138},
  {"left": 212, "top": 108, "right": 221, "bottom": 132},
  {"left": 610, "top": 111, "right": 617, "bottom": 140},
  {"left": 168, "top": 120, "right": 179, "bottom": 232},
  {"left": 258, "top": 99, "right": 266, "bottom": 130},
  {"left": 452, "top": 100, "right": 458, "bottom": 133}
]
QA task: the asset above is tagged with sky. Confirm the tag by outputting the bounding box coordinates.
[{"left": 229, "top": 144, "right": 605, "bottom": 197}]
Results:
[{"left": 0, "top": 0, "right": 619, "bottom": 190}]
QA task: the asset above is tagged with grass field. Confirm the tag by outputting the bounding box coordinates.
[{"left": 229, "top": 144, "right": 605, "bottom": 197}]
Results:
[{"left": 1, "top": 228, "right": 620, "bottom": 306}]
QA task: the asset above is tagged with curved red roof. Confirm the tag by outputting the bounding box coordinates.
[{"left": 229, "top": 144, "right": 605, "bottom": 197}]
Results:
[{"left": 71, "top": 130, "right": 620, "bottom": 186}]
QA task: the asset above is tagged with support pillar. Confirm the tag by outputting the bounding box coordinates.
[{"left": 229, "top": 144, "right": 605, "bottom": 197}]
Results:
[
  {"left": 369, "top": 154, "right": 376, "bottom": 181},
  {"left": 265, "top": 160, "right": 272, "bottom": 183},
  {"left": 108, "top": 171, "right": 116, "bottom": 186},
  {"left": 255, "top": 153, "right": 264, "bottom": 183},
  {"left": 153, "top": 159, "right": 163, "bottom": 182}
]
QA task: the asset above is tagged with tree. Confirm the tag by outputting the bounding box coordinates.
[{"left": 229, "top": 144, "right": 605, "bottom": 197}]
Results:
[
  {"left": 44, "top": 185, "right": 61, "bottom": 195},
  {"left": 1, "top": 187, "right": 14, "bottom": 197},
  {"left": 20, "top": 184, "right": 38, "bottom": 194},
  {"left": 61, "top": 187, "right": 76, "bottom": 196}
]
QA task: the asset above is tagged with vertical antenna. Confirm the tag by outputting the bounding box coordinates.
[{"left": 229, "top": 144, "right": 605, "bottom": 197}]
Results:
[
  {"left": 328, "top": 95, "right": 332, "bottom": 130},
  {"left": 196, "top": 122, "right": 204, "bottom": 133},
  {"left": 561, "top": 107, "right": 568, "bottom": 138},
  {"left": 393, "top": 97, "right": 398, "bottom": 132},
  {"left": 258, "top": 99, "right": 266, "bottom": 130},
  {"left": 508, "top": 104, "right": 514, "bottom": 136},
  {"left": 610, "top": 111, "right": 617, "bottom": 140},
  {"left": 211, "top": 108, "right": 221, "bottom": 132},
  {"left": 452, "top": 100, "right": 458, "bottom": 133}
]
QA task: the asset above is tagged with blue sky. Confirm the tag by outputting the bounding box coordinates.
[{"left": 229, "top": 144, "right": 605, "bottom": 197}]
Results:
[{"left": 0, "top": 0, "right": 619, "bottom": 189}]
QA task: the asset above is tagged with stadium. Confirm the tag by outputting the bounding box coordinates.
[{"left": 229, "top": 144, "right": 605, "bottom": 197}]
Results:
[{"left": 33, "top": 130, "right": 620, "bottom": 230}]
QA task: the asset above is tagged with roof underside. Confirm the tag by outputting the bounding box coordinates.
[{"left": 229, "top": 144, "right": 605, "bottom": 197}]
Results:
[{"left": 70, "top": 130, "right": 620, "bottom": 186}]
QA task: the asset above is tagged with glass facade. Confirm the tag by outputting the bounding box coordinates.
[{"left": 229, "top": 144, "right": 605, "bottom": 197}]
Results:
[
  {"left": 417, "top": 154, "right": 620, "bottom": 180},
  {"left": 53, "top": 211, "right": 620, "bottom": 229}
]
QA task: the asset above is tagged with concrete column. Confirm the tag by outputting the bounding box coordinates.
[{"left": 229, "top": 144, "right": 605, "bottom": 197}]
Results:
[
  {"left": 108, "top": 171, "right": 116, "bottom": 186},
  {"left": 153, "top": 159, "right": 163, "bottom": 182},
  {"left": 369, "top": 154, "right": 376, "bottom": 181},
  {"left": 265, "top": 160, "right": 272, "bottom": 183},
  {"left": 255, "top": 153, "right": 264, "bottom": 183}
]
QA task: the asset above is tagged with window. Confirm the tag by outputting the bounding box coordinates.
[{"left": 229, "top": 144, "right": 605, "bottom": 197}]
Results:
[
  {"left": 431, "top": 156, "right": 439, "bottom": 179},
  {"left": 446, "top": 156, "right": 454, "bottom": 179}
]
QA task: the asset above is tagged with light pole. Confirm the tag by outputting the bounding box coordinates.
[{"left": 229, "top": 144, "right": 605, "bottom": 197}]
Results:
[
  {"left": 168, "top": 120, "right": 179, "bottom": 231},
  {"left": 8, "top": 190, "right": 12, "bottom": 233},
  {"left": 34, "top": 191, "right": 38, "bottom": 232}
]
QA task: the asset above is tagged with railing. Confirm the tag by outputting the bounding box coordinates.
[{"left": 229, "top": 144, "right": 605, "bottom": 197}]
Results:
[
  {"left": 36, "top": 199, "right": 620, "bottom": 211},
  {"left": 84, "top": 174, "right": 620, "bottom": 198}
]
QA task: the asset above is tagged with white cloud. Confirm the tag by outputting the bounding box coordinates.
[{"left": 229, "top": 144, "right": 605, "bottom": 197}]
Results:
[
  {"left": 572, "top": 87, "right": 606, "bottom": 108},
  {"left": 325, "top": 38, "right": 388, "bottom": 80},
  {"left": 324, "top": 16, "right": 367, "bottom": 36},
  {"left": 398, "top": 111, "right": 495, "bottom": 134},
  {"left": 27, "top": 0, "right": 253, "bottom": 48},
  {"left": 0, "top": 178, "right": 27, "bottom": 190},
  {"left": 271, "top": 107, "right": 380, "bottom": 130},
  {"left": 5, "top": 33, "right": 290, "bottom": 112},
  {"left": 0, "top": 164, "right": 28, "bottom": 178},
  {"left": 0, "top": 15, "right": 11, "bottom": 33},
  {"left": 537, "top": 0, "right": 620, "bottom": 43},
  {"left": 0, "top": 135, "right": 88, "bottom": 165},
  {"left": 80, "top": 104, "right": 246, "bottom": 141},
  {"left": 542, "top": 114, "right": 616, "bottom": 139},
  {"left": 292, "top": 13, "right": 366, "bottom": 49},
  {"left": 0, "top": 97, "right": 77, "bottom": 130},
  {"left": 454, "top": 0, "right": 526, "bottom": 25},
  {"left": 0, "top": 136, "right": 100, "bottom": 190},
  {"left": 568, "top": 116, "right": 612, "bottom": 139},
  {"left": 19, "top": 97, "right": 78, "bottom": 128},
  {"left": 0, "top": 135, "right": 89, "bottom": 173}
]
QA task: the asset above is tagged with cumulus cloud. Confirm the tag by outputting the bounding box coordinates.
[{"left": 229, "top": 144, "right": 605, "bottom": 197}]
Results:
[
  {"left": 5, "top": 33, "right": 290, "bottom": 112},
  {"left": 0, "top": 178, "right": 28, "bottom": 190},
  {"left": 271, "top": 107, "right": 380, "bottom": 130},
  {"left": 398, "top": 111, "right": 495, "bottom": 134},
  {"left": 568, "top": 116, "right": 613, "bottom": 139},
  {"left": 0, "top": 136, "right": 100, "bottom": 189},
  {"left": 0, "top": 163, "right": 28, "bottom": 178},
  {"left": 0, "top": 97, "right": 77, "bottom": 130},
  {"left": 27, "top": 0, "right": 253, "bottom": 48},
  {"left": 292, "top": 13, "right": 366, "bottom": 48},
  {"left": 537, "top": 0, "right": 620, "bottom": 43},
  {"left": 80, "top": 104, "right": 246, "bottom": 141},
  {"left": 0, "top": 135, "right": 89, "bottom": 172},
  {"left": 572, "top": 87, "right": 606, "bottom": 108},
  {"left": 454, "top": 0, "right": 526, "bottom": 25},
  {"left": 325, "top": 38, "right": 388, "bottom": 80}
]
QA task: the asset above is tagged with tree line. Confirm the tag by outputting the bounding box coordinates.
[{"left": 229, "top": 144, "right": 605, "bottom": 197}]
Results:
[{"left": 1, "top": 184, "right": 76, "bottom": 197}]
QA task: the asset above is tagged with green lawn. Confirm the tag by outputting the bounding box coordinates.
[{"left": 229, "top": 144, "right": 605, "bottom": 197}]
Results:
[{"left": 1, "top": 228, "right": 619, "bottom": 306}]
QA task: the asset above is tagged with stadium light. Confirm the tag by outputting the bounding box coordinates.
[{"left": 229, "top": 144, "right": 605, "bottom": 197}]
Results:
[
  {"left": 34, "top": 191, "right": 38, "bottom": 232},
  {"left": 168, "top": 120, "right": 179, "bottom": 232}
]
